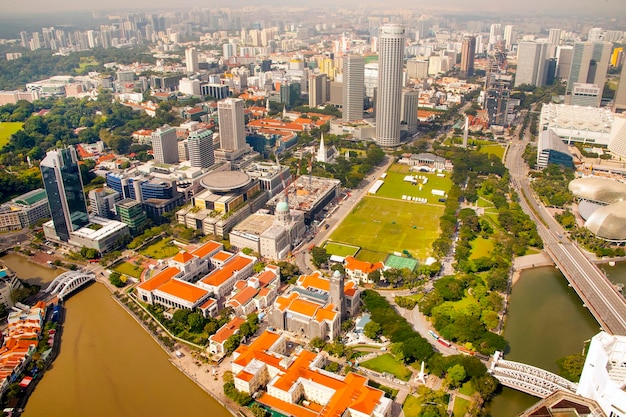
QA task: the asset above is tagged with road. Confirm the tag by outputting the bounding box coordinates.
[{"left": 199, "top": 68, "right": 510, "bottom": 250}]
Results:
[{"left": 506, "top": 138, "right": 626, "bottom": 335}]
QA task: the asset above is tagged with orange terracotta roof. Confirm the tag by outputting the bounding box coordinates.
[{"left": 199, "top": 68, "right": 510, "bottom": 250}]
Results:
[
  {"left": 192, "top": 241, "right": 222, "bottom": 259},
  {"left": 257, "top": 270, "right": 278, "bottom": 287},
  {"left": 288, "top": 298, "right": 319, "bottom": 318},
  {"left": 138, "top": 267, "right": 180, "bottom": 291},
  {"left": 275, "top": 292, "right": 298, "bottom": 312},
  {"left": 228, "top": 286, "right": 259, "bottom": 308},
  {"left": 237, "top": 370, "right": 255, "bottom": 382},
  {"left": 297, "top": 271, "right": 328, "bottom": 292},
  {"left": 211, "top": 317, "right": 245, "bottom": 344},
  {"left": 344, "top": 288, "right": 357, "bottom": 297},
  {"left": 344, "top": 256, "right": 384, "bottom": 274},
  {"left": 314, "top": 305, "right": 337, "bottom": 323},
  {"left": 233, "top": 330, "right": 281, "bottom": 367},
  {"left": 212, "top": 251, "right": 234, "bottom": 262},
  {"left": 199, "top": 298, "right": 216, "bottom": 310},
  {"left": 156, "top": 279, "right": 209, "bottom": 304},
  {"left": 201, "top": 255, "right": 253, "bottom": 288},
  {"left": 172, "top": 251, "right": 194, "bottom": 263},
  {"left": 258, "top": 287, "right": 270, "bottom": 297}
]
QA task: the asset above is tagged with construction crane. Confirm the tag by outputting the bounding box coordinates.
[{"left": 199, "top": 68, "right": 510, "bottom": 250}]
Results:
[{"left": 308, "top": 153, "right": 313, "bottom": 191}]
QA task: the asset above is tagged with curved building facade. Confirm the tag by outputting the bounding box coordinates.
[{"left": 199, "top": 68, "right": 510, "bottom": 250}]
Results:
[
  {"left": 570, "top": 177, "right": 626, "bottom": 241},
  {"left": 375, "top": 24, "right": 405, "bottom": 147},
  {"left": 569, "top": 177, "right": 626, "bottom": 205},
  {"left": 585, "top": 201, "right": 626, "bottom": 241}
]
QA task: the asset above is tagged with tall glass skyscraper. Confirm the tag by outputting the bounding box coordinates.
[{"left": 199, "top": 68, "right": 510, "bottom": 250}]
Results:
[
  {"left": 40, "top": 147, "right": 89, "bottom": 242},
  {"left": 376, "top": 24, "right": 405, "bottom": 147},
  {"left": 342, "top": 55, "right": 365, "bottom": 122}
]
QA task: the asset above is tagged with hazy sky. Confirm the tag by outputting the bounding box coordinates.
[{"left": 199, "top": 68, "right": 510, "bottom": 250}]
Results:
[{"left": 2, "top": 0, "right": 626, "bottom": 15}]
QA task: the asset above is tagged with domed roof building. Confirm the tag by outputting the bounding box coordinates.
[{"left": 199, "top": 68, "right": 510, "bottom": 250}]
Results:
[{"left": 569, "top": 177, "right": 626, "bottom": 241}]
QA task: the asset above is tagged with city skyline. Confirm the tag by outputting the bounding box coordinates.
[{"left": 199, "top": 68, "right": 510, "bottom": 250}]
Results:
[{"left": 2, "top": 0, "right": 626, "bottom": 16}]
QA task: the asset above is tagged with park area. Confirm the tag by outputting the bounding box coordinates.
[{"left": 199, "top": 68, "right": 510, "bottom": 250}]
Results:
[
  {"left": 374, "top": 164, "right": 453, "bottom": 204},
  {"left": 112, "top": 261, "right": 144, "bottom": 279},
  {"left": 329, "top": 196, "right": 443, "bottom": 263},
  {"left": 139, "top": 238, "right": 180, "bottom": 259},
  {"left": 0, "top": 122, "right": 23, "bottom": 148},
  {"left": 359, "top": 354, "right": 412, "bottom": 381}
]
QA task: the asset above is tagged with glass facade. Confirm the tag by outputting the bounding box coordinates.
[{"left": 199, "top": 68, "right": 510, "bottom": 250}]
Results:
[{"left": 40, "top": 148, "right": 89, "bottom": 241}]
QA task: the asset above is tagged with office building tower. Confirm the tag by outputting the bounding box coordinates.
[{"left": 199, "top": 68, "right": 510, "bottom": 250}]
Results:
[
  {"left": 151, "top": 125, "right": 178, "bottom": 164},
  {"left": 503, "top": 25, "right": 514, "bottom": 51},
  {"left": 515, "top": 41, "right": 550, "bottom": 87},
  {"left": 188, "top": 128, "right": 215, "bottom": 168},
  {"left": 185, "top": 47, "right": 199, "bottom": 73},
  {"left": 376, "top": 24, "right": 405, "bottom": 147},
  {"left": 556, "top": 46, "right": 574, "bottom": 80},
  {"left": 613, "top": 63, "right": 626, "bottom": 113},
  {"left": 549, "top": 28, "right": 562, "bottom": 47},
  {"left": 342, "top": 55, "right": 365, "bottom": 122},
  {"left": 40, "top": 147, "right": 89, "bottom": 242},
  {"left": 217, "top": 98, "right": 246, "bottom": 152},
  {"left": 308, "top": 73, "right": 328, "bottom": 107},
  {"left": 566, "top": 42, "right": 612, "bottom": 106},
  {"left": 401, "top": 90, "right": 419, "bottom": 135},
  {"left": 460, "top": 36, "right": 476, "bottom": 77}
]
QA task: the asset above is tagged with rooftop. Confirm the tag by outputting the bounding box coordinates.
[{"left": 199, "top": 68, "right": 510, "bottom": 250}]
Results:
[
  {"left": 156, "top": 279, "right": 209, "bottom": 304},
  {"left": 200, "top": 171, "right": 251, "bottom": 192}
]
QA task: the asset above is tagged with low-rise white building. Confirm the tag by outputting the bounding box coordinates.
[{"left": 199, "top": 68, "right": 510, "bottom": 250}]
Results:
[{"left": 577, "top": 331, "right": 626, "bottom": 416}]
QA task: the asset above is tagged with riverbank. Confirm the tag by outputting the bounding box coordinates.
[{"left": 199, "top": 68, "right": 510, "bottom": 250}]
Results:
[
  {"left": 103, "top": 282, "right": 244, "bottom": 417},
  {"left": 511, "top": 251, "right": 554, "bottom": 286}
]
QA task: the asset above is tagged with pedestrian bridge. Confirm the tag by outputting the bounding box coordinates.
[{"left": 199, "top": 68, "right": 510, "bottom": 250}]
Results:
[
  {"left": 45, "top": 271, "right": 96, "bottom": 300},
  {"left": 489, "top": 351, "right": 578, "bottom": 398}
]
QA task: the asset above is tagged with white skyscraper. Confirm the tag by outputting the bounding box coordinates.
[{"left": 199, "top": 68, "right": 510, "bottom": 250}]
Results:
[
  {"left": 503, "top": 25, "right": 514, "bottom": 51},
  {"left": 223, "top": 43, "right": 235, "bottom": 60},
  {"left": 514, "top": 41, "right": 550, "bottom": 87},
  {"left": 188, "top": 128, "right": 214, "bottom": 168},
  {"left": 342, "top": 55, "right": 365, "bottom": 122},
  {"left": 218, "top": 98, "right": 246, "bottom": 153},
  {"left": 185, "top": 47, "right": 199, "bottom": 73},
  {"left": 376, "top": 24, "right": 405, "bottom": 147},
  {"left": 151, "top": 125, "right": 179, "bottom": 164},
  {"left": 401, "top": 90, "right": 419, "bottom": 135}
]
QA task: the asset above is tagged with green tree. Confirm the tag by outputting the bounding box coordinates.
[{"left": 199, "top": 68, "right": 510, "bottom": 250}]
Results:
[
  {"left": 364, "top": 321, "right": 382, "bottom": 339},
  {"left": 109, "top": 272, "right": 125, "bottom": 288},
  {"left": 446, "top": 364, "right": 467, "bottom": 387},
  {"left": 250, "top": 404, "right": 268, "bottom": 417},
  {"left": 556, "top": 354, "right": 586, "bottom": 382},
  {"left": 311, "top": 246, "right": 329, "bottom": 267}
]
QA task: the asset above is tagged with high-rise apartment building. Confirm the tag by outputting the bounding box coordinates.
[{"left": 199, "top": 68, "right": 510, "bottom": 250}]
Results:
[
  {"left": 460, "top": 36, "right": 476, "bottom": 77},
  {"left": 342, "top": 55, "right": 365, "bottom": 122},
  {"left": 375, "top": 24, "right": 405, "bottom": 147},
  {"left": 218, "top": 98, "right": 246, "bottom": 152},
  {"left": 503, "top": 25, "right": 514, "bottom": 51},
  {"left": 188, "top": 128, "right": 215, "bottom": 168},
  {"left": 556, "top": 46, "right": 574, "bottom": 80},
  {"left": 566, "top": 42, "right": 612, "bottom": 106},
  {"left": 515, "top": 41, "right": 551, "bottom": 87},
  {"left": 185, "top": 47, "right": 199, "bottom": 73},
  {"left": 151, "top": 125, "right": 179, "bottom": 164},
  {"left": 40, "top": 147, "right": 89, "bottom": 242}
]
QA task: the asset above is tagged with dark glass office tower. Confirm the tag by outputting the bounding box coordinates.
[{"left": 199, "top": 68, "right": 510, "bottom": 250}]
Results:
[{"left": 40, "top": 147, "right": 89, "bottom": 241}]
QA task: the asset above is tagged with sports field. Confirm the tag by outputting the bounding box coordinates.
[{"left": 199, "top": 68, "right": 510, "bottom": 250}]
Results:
[
  {"left": 478, "top": 144, "right": 506, "bottom": 159},
  {"left": 0, "top": 122, "right": 23, "bottom": 148},
  {"left": 329, "top": 196, "right": 443, "bottom": 262},
  {"left": 374, "top": 164, "right": 453, "bottom": 204},
  {"left": 324, "top": 241, "right": 360, "bottom": 257}
]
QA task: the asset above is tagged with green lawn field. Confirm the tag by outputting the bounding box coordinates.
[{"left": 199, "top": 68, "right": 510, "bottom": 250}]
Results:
[
  {"left": 479, "top": 144, "right": 506, "bottom": 159},
  {"left": 470, "top": 237, "right": 494, "bottom": 259},
  {"left": 140, "top": 238, "right": 180, "bottom": 259},
  {"left": 360, "top": 354, "right": 412, "bottom": 381},
  {"left": 330, "top": 196, "right": 443, "bottom": 262},
  {"left": 324, "top": 241, "right": 360, "bottom": 257},
  {"left": 112, "top": 262, "right": 144, "bottom": 278},
  {"left": 374, "top": 164, "right": 452, "bottom": 204},
  {"left": 453, "top": 397, "right": 470, "bottom": 417},
  {"left": 0, "top": 122, "right": 23, "bottom": 148}
]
